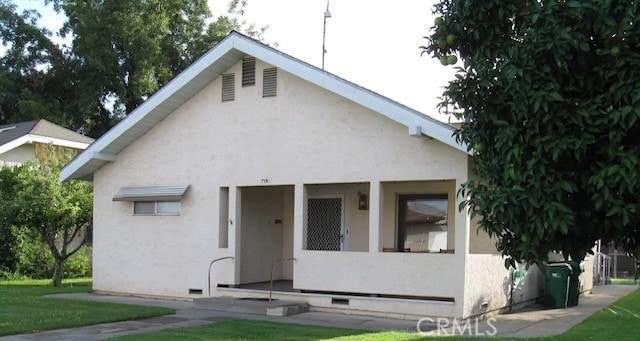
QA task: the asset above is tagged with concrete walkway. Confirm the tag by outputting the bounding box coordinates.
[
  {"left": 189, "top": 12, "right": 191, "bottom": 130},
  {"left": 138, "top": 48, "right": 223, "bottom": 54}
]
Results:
[{"left": 2, "top": 284, "right": 636, "bottom": 340}]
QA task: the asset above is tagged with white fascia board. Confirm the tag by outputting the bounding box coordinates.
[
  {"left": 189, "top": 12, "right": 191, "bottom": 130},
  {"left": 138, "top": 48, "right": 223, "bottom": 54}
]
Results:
[
  {"left": 0, "top": 136, "right": 29, "bottom": 155},
  {"left": 231, "top": 36, "right": 470, "bottom": 155},
  {"left": 60, "top": 150, "right": 93, "bottom": 181},
  {"left": 0, "top": 135, "right": 90, "bottom": 155},
  {"left": 91, "top": 152, "right": 116, "bottom": 161}
]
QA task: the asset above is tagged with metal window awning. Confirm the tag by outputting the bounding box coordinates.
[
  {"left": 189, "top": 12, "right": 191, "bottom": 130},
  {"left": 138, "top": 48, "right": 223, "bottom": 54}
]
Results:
[{"left": 113, "top": 185, "right": 189, "bottom": 202}]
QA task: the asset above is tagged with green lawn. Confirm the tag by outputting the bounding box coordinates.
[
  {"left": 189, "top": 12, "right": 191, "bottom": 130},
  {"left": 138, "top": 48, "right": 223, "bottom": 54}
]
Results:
[
  {"left": 610, "top": 278, "right": 637, "bottom": 285},
  {"left": 543, "top": 285, "right": 640, "bottom": 341},
  {"left": 111, "top": 287, "right": 640, "bottom": 341},
  {"left": 112, "top": 320, "right": 422, "bottom": 341},
  {"left": 0, "top": 278, "right": 174, "bottom": 336},
  {"left": 2, "top": 279, "right": 639, "bottom": 340}
]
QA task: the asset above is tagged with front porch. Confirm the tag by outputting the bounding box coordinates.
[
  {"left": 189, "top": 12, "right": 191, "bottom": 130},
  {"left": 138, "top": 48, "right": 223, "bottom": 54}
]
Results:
[{"left": 212, "top": 180, "right": 469, "bottom": 318}]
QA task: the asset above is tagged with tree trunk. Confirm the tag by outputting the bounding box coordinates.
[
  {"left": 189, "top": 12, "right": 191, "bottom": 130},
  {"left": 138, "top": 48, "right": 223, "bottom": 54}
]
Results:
[{"left": 52, "top": 257, "right": 66, "bottom": 287}]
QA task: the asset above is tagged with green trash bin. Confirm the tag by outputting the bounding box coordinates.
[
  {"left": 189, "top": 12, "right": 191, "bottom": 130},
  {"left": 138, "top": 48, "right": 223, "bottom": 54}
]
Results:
[
  {"left": 567, "top": 262, "right": 582, "bottom": 307},
  {"left": 543, "top": 263, "right": 572, "bottom": 308}
]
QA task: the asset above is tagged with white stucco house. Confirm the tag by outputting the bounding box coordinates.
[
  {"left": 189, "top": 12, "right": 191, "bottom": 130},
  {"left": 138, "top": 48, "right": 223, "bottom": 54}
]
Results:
[
  {"left": 60, "top": 32, "right": 592, "bottom": 319},
  {"left": 0, "top": 119, "right": 93, "bottom": 166}
]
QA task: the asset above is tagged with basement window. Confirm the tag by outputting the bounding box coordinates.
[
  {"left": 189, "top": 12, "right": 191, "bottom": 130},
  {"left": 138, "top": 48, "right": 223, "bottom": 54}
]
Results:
[
  {"left": 242, "top": 57, "right": 256, "bottom": 87},
  {"left": 222, "top": 73, "right": 235, "bottom": 101},
  {"left": 134, "top": 201, "right": 180, "bottom": 216},
  {"left": 262, "top": 68, "right": 277, "bottom": 97}
]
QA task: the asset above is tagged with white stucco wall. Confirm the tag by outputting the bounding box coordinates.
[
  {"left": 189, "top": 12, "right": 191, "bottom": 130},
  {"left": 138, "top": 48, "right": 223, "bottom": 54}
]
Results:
[
  {"left": 463, "top": 255, "right": 543, "bottom": 317},
  {"left": 469, "top": 216, "right": 501, "bottom": 254},
  {"left": 91, "top": 58, "right": 471, "bottom": 314},
  {"left": 0, "top": 144, "right": 35, "bottom": 165}
]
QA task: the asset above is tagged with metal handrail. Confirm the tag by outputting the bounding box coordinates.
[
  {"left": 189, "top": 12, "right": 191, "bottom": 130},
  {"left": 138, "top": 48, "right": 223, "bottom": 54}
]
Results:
[
  {"left": 208, "top": 256, "right": 234, "bottom": 297},
  {"left": 269, "top": 257, "right": 296, "bottom": 303}
]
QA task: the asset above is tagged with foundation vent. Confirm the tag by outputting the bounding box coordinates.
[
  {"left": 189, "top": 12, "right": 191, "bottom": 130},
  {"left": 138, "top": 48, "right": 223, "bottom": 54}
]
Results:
[
  {"left": 189, "top": 288, "right": 203, "bottom": 295},
  {"left": 331, "top": 298, "right": 350, "bottom": 305}
]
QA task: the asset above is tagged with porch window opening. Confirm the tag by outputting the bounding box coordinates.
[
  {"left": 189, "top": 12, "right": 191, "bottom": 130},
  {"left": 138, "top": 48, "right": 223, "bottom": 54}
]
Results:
[
  {"left": 397, "top": 194, "right": 448, "bottom": 252},
  {"left": 134, "top": 201, "right": 180, "bottom": 216}
]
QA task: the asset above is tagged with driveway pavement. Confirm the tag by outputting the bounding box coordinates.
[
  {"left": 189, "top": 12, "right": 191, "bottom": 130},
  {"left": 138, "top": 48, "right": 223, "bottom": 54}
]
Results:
[{"left": 1, "top": 284, "right": 636, "bottom": 340}]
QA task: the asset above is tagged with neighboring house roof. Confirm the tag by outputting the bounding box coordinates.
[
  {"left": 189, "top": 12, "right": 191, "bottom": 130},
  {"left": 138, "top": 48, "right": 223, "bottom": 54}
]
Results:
[
  {"left": 61, "top": 31, "right": 469, "bottom": 181},
  {"left": 0, "top": 119, "right": 94, "bottom": 155}
]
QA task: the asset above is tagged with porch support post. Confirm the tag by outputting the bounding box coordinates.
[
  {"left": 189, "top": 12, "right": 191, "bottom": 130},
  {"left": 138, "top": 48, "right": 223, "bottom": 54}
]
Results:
[
  {"left": 368, "top": 180, "right": 382, "bottom": 253},
  {"left": 228, "top": 186, "right": 242, "bottom": 284},
  {"left": 293, "top": 183, "right": 307, "bottom": 254}
]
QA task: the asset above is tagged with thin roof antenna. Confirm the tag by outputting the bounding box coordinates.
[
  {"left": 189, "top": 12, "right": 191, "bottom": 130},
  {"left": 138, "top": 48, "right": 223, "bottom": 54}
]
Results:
[{"left": 322, "top": 0, "right": 331, "bottom": 70}]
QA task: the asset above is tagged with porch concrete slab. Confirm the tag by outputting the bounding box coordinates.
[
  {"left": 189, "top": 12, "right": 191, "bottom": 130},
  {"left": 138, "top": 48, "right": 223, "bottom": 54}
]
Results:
[
  {"left": 2, "top": 285, "right": 636, "bottom": 340},
  {"left": 193, "top": 296, "right": 308, "bottom": 316}
]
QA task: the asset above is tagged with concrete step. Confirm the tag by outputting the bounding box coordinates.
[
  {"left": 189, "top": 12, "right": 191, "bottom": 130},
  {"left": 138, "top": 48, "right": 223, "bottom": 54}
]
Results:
[{"left": 193, "top": 297, "right": 308, "bottom": 316}]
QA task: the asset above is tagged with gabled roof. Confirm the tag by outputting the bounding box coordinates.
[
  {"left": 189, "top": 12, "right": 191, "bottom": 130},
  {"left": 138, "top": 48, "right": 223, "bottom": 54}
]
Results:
[
  {"left": 61, "top": 31, "right": 468, "bottom": 181},
  {"left": 0, "top": 119, "right": 94, "bottom": 155}
]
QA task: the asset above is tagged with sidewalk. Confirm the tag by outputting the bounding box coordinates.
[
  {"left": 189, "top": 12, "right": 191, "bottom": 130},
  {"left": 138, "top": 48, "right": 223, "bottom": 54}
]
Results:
[{"left": 2, "top": 284, "right": 636, "bottom": 340}]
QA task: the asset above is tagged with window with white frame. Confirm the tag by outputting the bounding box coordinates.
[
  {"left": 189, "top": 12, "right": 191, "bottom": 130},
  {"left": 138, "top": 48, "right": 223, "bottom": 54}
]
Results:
[
  {"left": 133, "top": 201, "right": 180, "bottom": 216},
  {"left": 397, "top": 194, "right": 449, "bottom": 252}
]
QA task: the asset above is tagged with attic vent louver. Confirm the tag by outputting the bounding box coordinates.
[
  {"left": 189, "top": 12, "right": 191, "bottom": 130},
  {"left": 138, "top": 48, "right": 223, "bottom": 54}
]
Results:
[
  {"left": 242, "top": 57, "right": 256, "bottom": 87},
  {"left": 263, "top": 68, "right": 277, "bottom": 97},
  {"left": 222, "top": 74, "right": 235, "bottom": 102}
]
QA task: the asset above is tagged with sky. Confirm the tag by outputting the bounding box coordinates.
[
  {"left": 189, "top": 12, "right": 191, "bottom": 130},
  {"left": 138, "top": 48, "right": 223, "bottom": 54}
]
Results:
[{"left": 9, "top": 0, "right": 456, "bottom": 122}]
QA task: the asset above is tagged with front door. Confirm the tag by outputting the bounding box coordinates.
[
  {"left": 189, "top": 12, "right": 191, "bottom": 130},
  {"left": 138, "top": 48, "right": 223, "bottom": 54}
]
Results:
[{"left": 307, "top": 196, "right": 344, "bottom": 251}]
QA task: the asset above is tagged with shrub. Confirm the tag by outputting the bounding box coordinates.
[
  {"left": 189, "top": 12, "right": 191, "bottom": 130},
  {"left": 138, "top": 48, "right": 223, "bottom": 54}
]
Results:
[
  {"left": 65, "top": 246, "right": 92, "bottom": 278},
  {"left": 13, "top": 227, "right": 54, "bottom": 279}
]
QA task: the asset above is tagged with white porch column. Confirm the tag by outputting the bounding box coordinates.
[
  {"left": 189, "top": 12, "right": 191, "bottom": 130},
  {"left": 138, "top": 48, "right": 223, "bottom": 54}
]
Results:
[
  {"left": 228, "top": 186, "right": 242, "bottom": 283},
  {"left": 455, "top": 177, "right": 471, "bottom": 318},
  {"left": 454, "top": 179, "right": 471, "bottom": 255},
  {"left": 368, "top": 180, "right": 382, "bottom": 253},
  {"left": 293, "top": 183, "right": 307, "bottom": 255}
]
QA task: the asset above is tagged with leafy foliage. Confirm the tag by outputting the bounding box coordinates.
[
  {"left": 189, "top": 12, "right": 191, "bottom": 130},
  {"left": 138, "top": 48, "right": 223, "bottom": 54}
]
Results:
[
  {"left": 0, "top": 1, "right": 80, "bottom": 127},
  {"left": 0, "top": 0, "right": 265, "bottom": 137},
  {"left": 424, "top": 1, "right": 640, "bottom": 266},
  {"left": 0, "top": 145, "right": 92, "bottom": 286}
]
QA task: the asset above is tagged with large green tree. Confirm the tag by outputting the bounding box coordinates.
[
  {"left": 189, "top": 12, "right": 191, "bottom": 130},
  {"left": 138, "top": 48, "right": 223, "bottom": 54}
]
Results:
[
  {"left": 0, "top": 1, "right": 80, "bottom": 128},
  {"left": 424, "top": 0, "right": 640, "bottom": 267},
  {"left": 0, "top": 145, "right": 92, "bottom": 286},
  {"left": 0, "top": 0, "right": 264, "bottom": 137}
]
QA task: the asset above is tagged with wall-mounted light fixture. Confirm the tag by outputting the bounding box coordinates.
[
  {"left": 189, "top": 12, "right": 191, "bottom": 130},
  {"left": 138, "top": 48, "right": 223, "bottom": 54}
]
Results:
[{"left": 358, "top": 191, "right": 368, "bottom": 210}]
